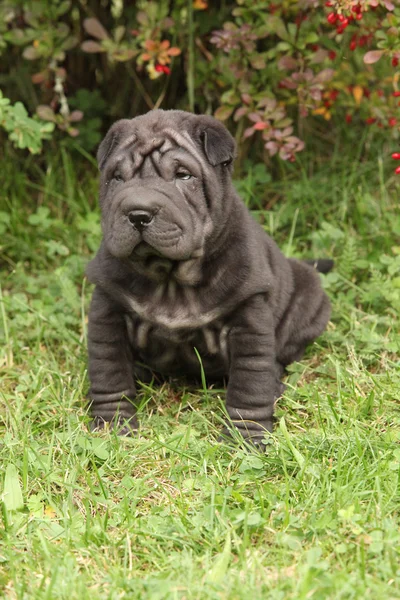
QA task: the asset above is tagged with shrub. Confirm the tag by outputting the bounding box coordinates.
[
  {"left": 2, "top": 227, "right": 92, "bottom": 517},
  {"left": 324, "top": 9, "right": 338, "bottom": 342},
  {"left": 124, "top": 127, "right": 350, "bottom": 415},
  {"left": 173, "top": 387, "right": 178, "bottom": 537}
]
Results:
[{"left": 0, "top": 0, "right": 399, "bottom": 171}]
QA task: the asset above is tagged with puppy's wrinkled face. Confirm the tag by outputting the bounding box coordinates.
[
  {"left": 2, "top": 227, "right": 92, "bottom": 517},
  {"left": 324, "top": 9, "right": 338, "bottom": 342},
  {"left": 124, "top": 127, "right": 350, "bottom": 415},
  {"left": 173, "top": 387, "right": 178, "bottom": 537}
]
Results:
[{"left": 97, "top": 110, "right": 236, "bottom": 276}]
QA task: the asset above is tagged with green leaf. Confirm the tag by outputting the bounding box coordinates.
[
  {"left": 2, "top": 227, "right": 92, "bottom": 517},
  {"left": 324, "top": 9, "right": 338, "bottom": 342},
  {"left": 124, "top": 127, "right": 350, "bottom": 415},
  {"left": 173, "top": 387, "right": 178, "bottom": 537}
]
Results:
[
  {"left": 114, "top": 26, "right": 125, "bottom": 44},
  {"left": 54, "top": 267, "right": 81, "bottom": 311},
  {"left": 207, "top": 532, "right": 231, "bottom": 584},
  {"left": 279, "top": 417, "right": 305, "bottom": 468},
  {"left": 265, "top": 16, "right": 287, "bottom": 40},
  {"left": 305, "top": 32, "right": 319, "bottom": 44},
  {"left": 92, "top": 439, "right": 110, "bottom": 461},
  {"left": 3, "top": 464, "right": 24, "bottom": 511}
]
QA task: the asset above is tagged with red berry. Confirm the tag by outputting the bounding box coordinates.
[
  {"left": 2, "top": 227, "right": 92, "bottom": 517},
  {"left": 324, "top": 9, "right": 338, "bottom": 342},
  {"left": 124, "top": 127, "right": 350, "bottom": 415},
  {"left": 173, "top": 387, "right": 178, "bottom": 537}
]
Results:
[
  {"left": 336, "top": 26, "right": 344, "bottom": 34},
  {"left": 392, "top": 57, "right": 399, "bottom": 67},
  {"left": 328, "top": 50, "right": 337, "bottom": 60},
  {"left": 345, "top": 114, "right": 352, "bottom": 123},
  {"left": 389, "top": 118, "right": 397, "bottom": 127},
  {"left": 325, "top": 1, "right": 333, "bottom": 5},
  {"left": 392, "top": 153, "right": 400, "bottom": 160},
  {"left": 392, "top": 91, "right": 400, "bottom": 97},
  {"left": 366, "top": 117, "right": 376, "bottom": 124},
  {"left": 338, "top": 14, "right": 345, "bottom": 22},
  {"left": 395, "top": 166, "right": 400, "bottom": 174},
  {"left": 356, "top": 13, "right": 362, "bottom": 20},
  {"left": 350, "top": 40, "right": 357, "bottom": 51},
  {"left": 342, "top": 18, "right": 349, "bottom": 27},
  {"left": 155, "top": 64, "right": 171, "bottom": 75},
  {"left": 327, "top": 12, "right": 337, "bottom": 24}
]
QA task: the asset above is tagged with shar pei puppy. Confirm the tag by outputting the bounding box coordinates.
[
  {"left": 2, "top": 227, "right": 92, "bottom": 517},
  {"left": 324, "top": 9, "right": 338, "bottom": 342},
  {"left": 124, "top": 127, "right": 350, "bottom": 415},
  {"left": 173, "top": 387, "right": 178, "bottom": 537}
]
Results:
[{"left": 86, "top": 109, "right": 332, "bottom": 445}]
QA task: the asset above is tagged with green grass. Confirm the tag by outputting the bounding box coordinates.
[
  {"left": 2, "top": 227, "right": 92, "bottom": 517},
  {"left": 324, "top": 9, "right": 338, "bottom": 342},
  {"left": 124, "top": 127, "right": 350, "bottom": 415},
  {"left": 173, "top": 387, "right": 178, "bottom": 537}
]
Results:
[{"left": 1, "top": 138, "right": 400, "bottom": 599}]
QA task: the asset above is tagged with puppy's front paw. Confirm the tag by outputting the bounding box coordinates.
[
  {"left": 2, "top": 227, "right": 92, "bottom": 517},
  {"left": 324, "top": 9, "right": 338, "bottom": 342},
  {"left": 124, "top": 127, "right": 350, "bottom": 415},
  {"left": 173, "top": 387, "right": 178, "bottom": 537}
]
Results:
[{"left": 90, "top": 415, "right": 138, "bottom": 436}]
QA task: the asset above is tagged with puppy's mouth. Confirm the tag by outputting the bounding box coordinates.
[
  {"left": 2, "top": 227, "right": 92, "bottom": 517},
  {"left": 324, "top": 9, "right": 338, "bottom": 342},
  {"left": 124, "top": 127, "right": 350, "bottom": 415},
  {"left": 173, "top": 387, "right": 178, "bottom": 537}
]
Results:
[
  {"left": 129, "top": 241, "right": 175, "bottom": 279},
  {"left": 131, "top": 241, "right": 166, "bottom": 259}
]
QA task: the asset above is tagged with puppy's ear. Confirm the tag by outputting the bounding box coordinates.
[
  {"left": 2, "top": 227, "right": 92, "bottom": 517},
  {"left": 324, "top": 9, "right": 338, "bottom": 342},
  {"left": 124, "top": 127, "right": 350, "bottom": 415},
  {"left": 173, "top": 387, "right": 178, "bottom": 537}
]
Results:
[
  {"left": 97, "top": 119, "right": 131, "bottom": 170},
  {"left": 199, "top": 119, "right": 236, "bottom": 167}
]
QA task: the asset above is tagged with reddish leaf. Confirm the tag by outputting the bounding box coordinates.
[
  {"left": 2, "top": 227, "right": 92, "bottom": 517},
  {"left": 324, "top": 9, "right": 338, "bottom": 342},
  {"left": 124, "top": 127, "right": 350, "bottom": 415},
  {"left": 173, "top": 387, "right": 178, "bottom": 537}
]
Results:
[
  {"left": 243, "top": 127, "right": 255, "bottom": 138},
  {"left": 248, "top": 112, "right": 262, "bottom": 123},
  {"left": 309, "top": 49, "right": 329, "bottom": 65},
  {"left": 81, "top": 41, "right": 105, "bottom": 53},
  {"left": 69, "top": 110, "right": 84, "bottom": 122},
  {"left": 363, "top": 50, "right": 384, "bottom": 64},
  {"left": 31, "top": 71, "right": 47, "bottom": 84},
  {"left": 68, "top": 127, "right": 80, "bottom": 137},
  {"left": 234, "top": 107, "right": 248, "bottom": 121},
  {"left": 23, "top": 46, "right": 40, "bottom": 60},
  {"left": 214, "top": 106, "right": 234, "bottom": 121},
  {"left": 314, "top": 69, "right": 335, "bottom": 83},
  {"left": 83, "top": 18, "right": 109, "bottom": 40},
  {"left": 136, "top": 11, "right": 148, "bottom": 26},
  {"left": 56, "top": 67, "right": 67, "bottom": 79},
  {"left": 167, "top": 47, "right": 181, "bottom": 57},
  {"left": 36, "top": 105, "right": 56, "bottom": 122},
  {"left": 265, "top": 141, "right": 278, "bottom": 156},
  {"left": 81, "top": 40, "right": 105, "bottom": 54},
  {"left": 278, "top": 56, "right": 297, "bottom": 71},
  {"left": 250, "top": 55, "right": 266, "bottom": 70},
  {"left": 162, "top": 17, "right": 175, "bottom": 29}
]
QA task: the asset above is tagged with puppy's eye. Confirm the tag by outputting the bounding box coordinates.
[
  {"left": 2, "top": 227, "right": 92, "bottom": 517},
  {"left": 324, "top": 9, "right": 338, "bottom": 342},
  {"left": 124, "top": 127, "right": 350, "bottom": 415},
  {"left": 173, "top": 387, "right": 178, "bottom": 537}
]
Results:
[
  {"left": 221, "top": 159, "right": 232, "bottom": 167},
  {"left": 175, "top": 172, "right": 192, "bottom": 181},
  {"left": 112, "top": 171, "right": 124, "bottom": 182}
]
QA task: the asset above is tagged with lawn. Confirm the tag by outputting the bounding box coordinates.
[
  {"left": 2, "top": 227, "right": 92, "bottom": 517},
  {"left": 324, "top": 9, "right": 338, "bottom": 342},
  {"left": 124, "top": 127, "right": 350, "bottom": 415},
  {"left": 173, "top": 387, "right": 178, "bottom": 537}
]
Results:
[{"left": 1, "top": 134, "right": 400, "bottom": 599}]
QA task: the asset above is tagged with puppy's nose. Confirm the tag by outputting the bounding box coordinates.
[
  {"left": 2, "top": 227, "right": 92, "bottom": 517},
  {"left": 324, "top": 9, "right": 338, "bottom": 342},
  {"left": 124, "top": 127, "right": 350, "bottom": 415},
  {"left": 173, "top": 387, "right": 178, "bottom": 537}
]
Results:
[{"left": 128, "top": 210, "right": 154, "bottom": 231}]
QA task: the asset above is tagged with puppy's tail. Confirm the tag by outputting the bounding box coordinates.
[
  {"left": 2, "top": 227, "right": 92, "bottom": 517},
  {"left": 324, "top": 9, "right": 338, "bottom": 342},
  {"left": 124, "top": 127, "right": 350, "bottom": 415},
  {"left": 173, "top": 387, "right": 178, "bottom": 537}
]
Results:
[{"left": 304, "top": 259, "right": 334, "bottom": 274}]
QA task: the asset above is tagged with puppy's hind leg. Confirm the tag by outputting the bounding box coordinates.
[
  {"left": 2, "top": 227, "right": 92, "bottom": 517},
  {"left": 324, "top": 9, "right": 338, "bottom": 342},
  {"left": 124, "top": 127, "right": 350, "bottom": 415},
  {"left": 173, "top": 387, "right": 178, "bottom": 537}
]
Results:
[{"left": 276, "top": 259, "right": 331, "bottom": 368}]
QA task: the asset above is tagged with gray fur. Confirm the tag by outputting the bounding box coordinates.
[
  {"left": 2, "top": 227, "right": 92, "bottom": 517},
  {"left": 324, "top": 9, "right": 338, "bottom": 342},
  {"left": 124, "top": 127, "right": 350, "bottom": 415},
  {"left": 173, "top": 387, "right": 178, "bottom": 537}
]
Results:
[{"left": 87, "top": 110, "right": 331, "bottom": 443}]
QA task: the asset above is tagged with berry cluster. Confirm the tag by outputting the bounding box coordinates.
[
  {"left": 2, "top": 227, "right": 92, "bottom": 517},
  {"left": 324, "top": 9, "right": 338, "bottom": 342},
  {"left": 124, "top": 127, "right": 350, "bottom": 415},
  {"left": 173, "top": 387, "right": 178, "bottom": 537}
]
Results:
[
  {"left": 349, "top": 33, "right": 373, "bottom": 52},
  {"left": 325, "top": 2, "right": 362, "bottom": 34}
]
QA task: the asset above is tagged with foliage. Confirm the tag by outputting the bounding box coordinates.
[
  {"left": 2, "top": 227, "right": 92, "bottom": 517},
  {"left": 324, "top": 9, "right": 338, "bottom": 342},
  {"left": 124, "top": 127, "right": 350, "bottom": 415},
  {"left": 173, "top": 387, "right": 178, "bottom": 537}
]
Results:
[{"left": 1, "top": 0, "right": 400, "bottom": 170}]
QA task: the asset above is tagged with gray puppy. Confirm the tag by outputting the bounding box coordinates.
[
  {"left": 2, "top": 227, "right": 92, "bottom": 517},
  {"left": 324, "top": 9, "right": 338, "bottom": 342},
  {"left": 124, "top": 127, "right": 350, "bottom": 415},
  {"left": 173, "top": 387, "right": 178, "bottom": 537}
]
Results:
[{"left": 86, "top": 109, "right": 331, "bottom": 444}]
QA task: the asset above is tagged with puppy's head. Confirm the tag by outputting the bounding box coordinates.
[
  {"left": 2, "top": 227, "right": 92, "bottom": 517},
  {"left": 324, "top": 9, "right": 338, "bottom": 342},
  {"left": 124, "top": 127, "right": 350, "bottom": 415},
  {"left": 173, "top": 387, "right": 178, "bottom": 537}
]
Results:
[{"left": 96, "top": 110, "right": 236, "bottom": 271}]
